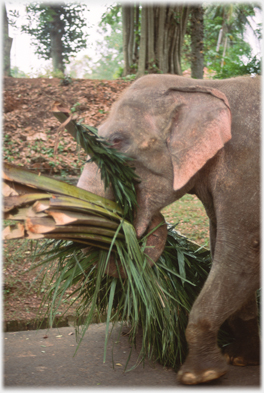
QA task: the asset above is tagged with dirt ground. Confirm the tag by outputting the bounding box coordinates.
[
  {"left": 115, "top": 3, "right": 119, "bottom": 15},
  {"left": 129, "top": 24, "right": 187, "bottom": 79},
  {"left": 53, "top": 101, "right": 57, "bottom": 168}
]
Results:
[{"left": 3, "top": 76, "right": 131, "bottom": 176}]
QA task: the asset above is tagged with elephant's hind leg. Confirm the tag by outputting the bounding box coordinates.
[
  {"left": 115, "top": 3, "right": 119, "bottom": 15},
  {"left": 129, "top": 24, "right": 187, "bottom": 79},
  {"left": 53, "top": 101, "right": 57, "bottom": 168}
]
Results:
[
  {"left": 177, "top": 238, "right": 259, "bottom": 385},
  {"left": 223, "top": 293, "right": 260, "bottom": 366}
]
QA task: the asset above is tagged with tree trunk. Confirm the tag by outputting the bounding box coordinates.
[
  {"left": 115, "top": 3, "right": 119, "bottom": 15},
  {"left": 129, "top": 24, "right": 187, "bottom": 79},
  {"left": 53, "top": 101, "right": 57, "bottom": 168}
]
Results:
[
  {"left": 190, "top": 6, "right": 204, "bottom": 79},
  {"left": 156, "top": 6, "right": 166, "bottom": 72},
  {"left": 128, "top": 5, "right": 134, "bottom": 68},
  {"left": 147, "top": 4, "right": 155, "bottom": 69},
  {"left": 50, "top": 6, "right": 64, "bottom": 75},
  {"left": 3, "top": 4, "right": 13, "bottom": 77},
  {"left": 166, "top": 6, "right": 177, "bottom": 74},
  {"left": 122, "top": 4, "right": 190, "bottom": 78},
  {"left": 122, "top": 5, "right": 130, "bottom": 76},
  {"left": 133, "top": 5, "right": 140, "bottom": 64},
  {"left": 136, "top": 6, "right": 147, "bottom": 78},
  {"left": 221, "top": 36, "right": 228, "bottom": 69},
  {"left": 122, "top": 5, "right": 136, "bottom": 75},
  {"left": 162, "top": 7, "right": 170, "bottom": 74},
  {"left": 174, "top": 5, "right": 190, "bottom": 75}
]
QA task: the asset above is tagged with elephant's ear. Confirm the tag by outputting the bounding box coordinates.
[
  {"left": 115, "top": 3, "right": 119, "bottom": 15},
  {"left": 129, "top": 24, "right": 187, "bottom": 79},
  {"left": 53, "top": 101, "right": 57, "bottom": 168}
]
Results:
[{"left": 165, "top": 86, "right": 232, "bottom": 191}]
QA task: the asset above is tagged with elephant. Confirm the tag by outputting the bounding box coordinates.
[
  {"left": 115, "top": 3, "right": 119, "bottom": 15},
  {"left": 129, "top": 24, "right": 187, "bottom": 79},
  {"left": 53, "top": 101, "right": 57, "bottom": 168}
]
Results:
[{"left": 77, "top": 74, "right": 260, "bottom": 385}]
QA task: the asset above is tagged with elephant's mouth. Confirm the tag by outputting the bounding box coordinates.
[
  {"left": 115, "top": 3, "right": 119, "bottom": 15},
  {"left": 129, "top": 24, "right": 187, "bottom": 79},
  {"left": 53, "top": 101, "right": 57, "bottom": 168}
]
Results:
[{"left": 131, "top": 198, "right": 168, "bottom": 270}]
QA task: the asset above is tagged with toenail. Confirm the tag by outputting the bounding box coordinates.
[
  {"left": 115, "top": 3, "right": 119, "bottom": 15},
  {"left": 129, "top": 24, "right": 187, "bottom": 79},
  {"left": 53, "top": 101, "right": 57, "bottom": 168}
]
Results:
[
  {"left": 233, "top": 357, "right": 246, "bottom": 366},
  {"left": 182, "top": 372, "right": 197, "bottom": 384},
  {"left": 203, "top": 370, "right": 218, "bottom": 381}
]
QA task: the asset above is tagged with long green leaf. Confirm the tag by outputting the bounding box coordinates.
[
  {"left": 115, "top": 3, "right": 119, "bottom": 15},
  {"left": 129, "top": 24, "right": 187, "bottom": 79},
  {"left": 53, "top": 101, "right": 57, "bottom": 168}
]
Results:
[{"left": 103, "top": 278, "right": 117, "bottom": 363}]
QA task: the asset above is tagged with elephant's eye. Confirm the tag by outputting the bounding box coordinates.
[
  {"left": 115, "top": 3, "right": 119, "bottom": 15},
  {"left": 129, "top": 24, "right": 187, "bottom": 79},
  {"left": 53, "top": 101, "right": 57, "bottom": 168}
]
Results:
[
  {"left": 109, "top": 134, "right": 124, "bottom": 149},
  {"left": 112, "top": 137, "right": 123, "bottom": 144}
]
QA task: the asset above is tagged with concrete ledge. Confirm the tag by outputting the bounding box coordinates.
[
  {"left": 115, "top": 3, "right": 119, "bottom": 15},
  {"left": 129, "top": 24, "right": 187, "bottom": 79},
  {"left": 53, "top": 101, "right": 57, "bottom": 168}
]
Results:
[{"left": 3, "top": 313, "right": 108, "bottom": 332}]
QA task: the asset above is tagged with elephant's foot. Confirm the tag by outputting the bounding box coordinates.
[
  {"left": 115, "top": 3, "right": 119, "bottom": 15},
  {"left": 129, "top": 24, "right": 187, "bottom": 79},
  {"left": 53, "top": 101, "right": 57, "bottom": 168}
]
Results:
[
  {"left": 223, "top": 339, "right": 260, "bottom": 366},
  {"left": 177, "top": 349, "right": 228, "bottom": 385},
  {"left": 224, "top": 317, "right": 260, "bottom": 366}
]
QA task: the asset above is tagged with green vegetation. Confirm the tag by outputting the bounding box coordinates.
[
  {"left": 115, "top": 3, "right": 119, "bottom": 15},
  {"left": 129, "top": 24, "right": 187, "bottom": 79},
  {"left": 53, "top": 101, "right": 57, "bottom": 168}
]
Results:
[
  {"left": 203, "top": 4, "right": 261, "bottom": 78},
  {"left": 10, "top": 66, "right": 29, "bottom": 78},
  {"left": 21, "top": 3, "right": 88, "bottom": 74},
  {"left": 6, "top": 4, "right": 261, "bottom": 79},
  {"left": 68, "top": 6, "right": 123, "bottom": 80},
  {"left": 83, "top": 4, "right": 261, "bottom": 80},
  {"left": 162, "top": 195, "right": 209, "bottom": 248}
]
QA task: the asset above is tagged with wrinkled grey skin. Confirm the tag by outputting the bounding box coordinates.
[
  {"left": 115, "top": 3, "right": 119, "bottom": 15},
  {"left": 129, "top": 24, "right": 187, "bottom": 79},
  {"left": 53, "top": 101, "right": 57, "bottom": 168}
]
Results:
[{"left": 77, "top": 75, "right": 260, "bottom": 385}]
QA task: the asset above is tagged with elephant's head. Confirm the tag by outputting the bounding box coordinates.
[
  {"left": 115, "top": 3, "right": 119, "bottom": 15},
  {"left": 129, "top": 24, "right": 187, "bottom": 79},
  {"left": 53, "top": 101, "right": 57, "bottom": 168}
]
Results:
[{"left": 78, "top": 75, "right": 232, "bottom": 268}]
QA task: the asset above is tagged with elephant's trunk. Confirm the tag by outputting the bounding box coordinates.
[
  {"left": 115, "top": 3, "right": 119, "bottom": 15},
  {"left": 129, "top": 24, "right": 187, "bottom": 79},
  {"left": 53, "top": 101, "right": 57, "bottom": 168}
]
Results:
[
  {"left": 77, "top": 160, "right": 167, "bottom": 276},
  {"left": 77, "top": 160, "right": 114, "bottom": 200}
]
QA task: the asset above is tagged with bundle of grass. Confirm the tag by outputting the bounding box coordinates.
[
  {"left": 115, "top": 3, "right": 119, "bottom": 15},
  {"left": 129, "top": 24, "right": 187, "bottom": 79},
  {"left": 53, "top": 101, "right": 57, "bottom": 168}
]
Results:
[
  {"left": 3, "top": 107, "right": 223, "bottom": 370},
  {"left": 36, "top": 226, "right": 212, "bottom": 370}
]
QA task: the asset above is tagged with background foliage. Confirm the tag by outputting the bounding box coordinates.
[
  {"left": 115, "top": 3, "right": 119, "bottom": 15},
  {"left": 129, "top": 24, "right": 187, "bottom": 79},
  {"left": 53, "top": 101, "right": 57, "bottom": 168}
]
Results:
[
  {"left": 83, "top": 3, "right": 261, "bottom": 80},
  {"left": 20, "top": 2, "right": 88, "bottom": 74},
  {"left": 6, "top": 3, "right": 262, "bottom": 79},
  {"left": 202, "top": 4, "right": 261, "bottom": 78}
]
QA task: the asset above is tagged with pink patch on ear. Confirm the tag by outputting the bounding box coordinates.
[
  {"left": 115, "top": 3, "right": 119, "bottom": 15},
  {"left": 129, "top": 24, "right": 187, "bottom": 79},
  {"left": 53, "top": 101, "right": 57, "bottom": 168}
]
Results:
[{"left": 172, "top": 109, "right": 232, "bottom": 191}]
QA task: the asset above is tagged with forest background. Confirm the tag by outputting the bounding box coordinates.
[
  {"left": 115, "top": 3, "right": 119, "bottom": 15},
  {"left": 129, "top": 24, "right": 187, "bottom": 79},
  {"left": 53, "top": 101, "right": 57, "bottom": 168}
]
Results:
[{"left": 4, "top": 1, "right": 262, "bottom": 81}]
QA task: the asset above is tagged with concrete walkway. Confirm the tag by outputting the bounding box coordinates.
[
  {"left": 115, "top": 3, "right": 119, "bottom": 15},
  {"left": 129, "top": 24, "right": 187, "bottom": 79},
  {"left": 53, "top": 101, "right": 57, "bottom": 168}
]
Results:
[{"left": 4, "top": 324, "right": 260, "bottom": 388}]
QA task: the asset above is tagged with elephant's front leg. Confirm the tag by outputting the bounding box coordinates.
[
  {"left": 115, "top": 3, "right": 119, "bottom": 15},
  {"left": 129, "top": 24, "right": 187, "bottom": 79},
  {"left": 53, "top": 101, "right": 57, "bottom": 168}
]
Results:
[{"left": 177, "top": 235, "right": 259, "bottom": 385}]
